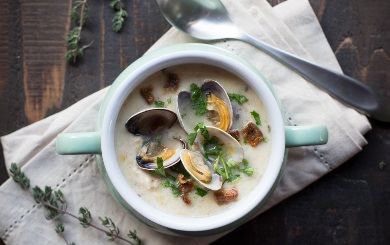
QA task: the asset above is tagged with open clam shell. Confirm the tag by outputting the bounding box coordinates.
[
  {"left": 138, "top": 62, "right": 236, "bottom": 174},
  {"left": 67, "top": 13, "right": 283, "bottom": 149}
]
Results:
[
  {"left": 136, "top": 138, "right": 186, "bottom": 170},
  {"left": 180, "top": 149, "right": 223, "bottom": 191},
  {"left": 196, "top": 126, "right": 244, "bottom": 163},
  {"left": 177, "top": 80, "right": 233, "bottom": 134},
  {"left": 126, "top": 108, "right": 186, "bottom": 169},
  {"left": 126, "top": 108, "right": 177, "bottom": 136}
]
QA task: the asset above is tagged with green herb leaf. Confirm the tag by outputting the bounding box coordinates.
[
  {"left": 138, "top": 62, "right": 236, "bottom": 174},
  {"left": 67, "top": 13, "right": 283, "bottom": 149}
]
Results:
[
  {"left": 66, "top": 0, "right": 92, "bottom": 64},
  {"left": 241, "top": 168, "right": 254, "bottom": 176},
  {"left": 228, "top": 93, "right": 248, "bottom": 105},
  {"left": 167, "top": 98, "right": 172, "bottom": 104},
  {"left": 112, "top": 8, "right": 128, "bottom": 32},
  {"left": 99, "top": 216, "right": 120, "bottom": 242},
  {"left": 227, "top": 174, "right": 241, "bottom": 183},
  {"left": 55, "top": 221, "right": 65, "bottom": 234},
  {"left": 154, "top": 100, "right": 165, "bottom": 108},
  {"left": 220, "top": 157, "right": 230, "bottom": 180},
  {"left": 203, "top": 136, "right": 223, "bottom": 159},
  {"left": 190, "top": 83, "right": 208, "bottom": 115},
  {"left": 379, "top": 161, "right": 386, "bottom": 170},
  {"left": 194, "top": 186, "right": 208, "bottom": 197},
  {"left": 10, "top": 162, "right": 141, "bottom": 244},
  {"left": 250, "top": 110, "right": 262, "bottom": 126},
  {"left": 240, "top": 158, "right": 254, "bottom": 176},
  {"left": 161, "top": 176, "right": 181, "bottom": 197},
  {"left": 70, "top": 0, "right": 89, "bottom": 26},
  {"left": 78, "top": 207, "right": 92, "bottom": 228},
  {"left": 127, "top": 230, "right": 142, "bottom": 245},
  {"left": 9, "top": 163, "right": 30, "bottom": 190},
  {"left": 154, "top": 157, "right": 166, "bottom": 177},
  {"left": 110, "top": 0, "right": 121, "bottom": 10},
  {"left": 227, "top": 159, "right": 239, "bottom": 168},
  {"left": 188, "top": 132, "right": 197, "bottom": 145}
]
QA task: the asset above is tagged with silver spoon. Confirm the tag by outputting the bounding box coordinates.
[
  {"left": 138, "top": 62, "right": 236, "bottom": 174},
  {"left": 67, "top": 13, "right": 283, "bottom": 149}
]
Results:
[{"left": 155, "top": 0, "right": 390, "bottom": 122}]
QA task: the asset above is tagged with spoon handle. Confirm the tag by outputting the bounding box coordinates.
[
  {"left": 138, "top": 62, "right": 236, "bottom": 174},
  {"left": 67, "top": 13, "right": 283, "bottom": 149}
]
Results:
[{"left": 242, "top": 33, "right": 390, "bottom": 122}]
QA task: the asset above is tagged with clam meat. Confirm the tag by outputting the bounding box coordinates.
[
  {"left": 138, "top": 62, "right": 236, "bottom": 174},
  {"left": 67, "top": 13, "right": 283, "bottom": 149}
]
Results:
[
  {"left": 125, "top": 108, "right": 186, "bottom": 169},
  {"left": 177, "top": 80, "right": 233, "bottom": 133},
  {"left": 196, "top": 126, "right": 244, "bottom": 163},
  {"left": 180, "top": 149, "right": 223, "bottom": 191}
]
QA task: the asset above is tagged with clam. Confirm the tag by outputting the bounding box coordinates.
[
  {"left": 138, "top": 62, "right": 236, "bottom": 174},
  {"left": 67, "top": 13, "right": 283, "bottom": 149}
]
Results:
[
  {"left": 125, "top": 108, "right": 186, "bottom": 169},
  {"left": 180, "top": 149, "right": 223, "bottom": 191},
  {"left": 136, "top": 138, "right": 186, "bottom": 169},
  {"left": 177, "top": 80, "right": 233, "bottom": 134},
  {"left": 196, "top": 126, "right": 244, "bottom": 163},
  {"left": 126, "top": 108, "right": 177, "bottom": 136},
  {"left": 180, "top": 126, "right": 244, "bottom": 191}
]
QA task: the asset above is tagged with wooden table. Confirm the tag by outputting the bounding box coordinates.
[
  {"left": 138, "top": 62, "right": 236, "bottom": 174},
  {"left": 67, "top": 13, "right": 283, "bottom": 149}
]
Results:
[{"left": 0, "top": 0, "right": 389, "bottom": 244}]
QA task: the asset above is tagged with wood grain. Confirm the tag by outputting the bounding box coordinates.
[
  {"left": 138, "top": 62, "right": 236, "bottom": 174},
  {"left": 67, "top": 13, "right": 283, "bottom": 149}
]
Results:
[
  {"left": 19, "top": 0, "right": 71, "bottom": 123},
  {"left": 0, "top": 0, "right": 389, "bottom": 244},
  {"left": 0, "top": 1, "right": 9, "bottom": 93}
]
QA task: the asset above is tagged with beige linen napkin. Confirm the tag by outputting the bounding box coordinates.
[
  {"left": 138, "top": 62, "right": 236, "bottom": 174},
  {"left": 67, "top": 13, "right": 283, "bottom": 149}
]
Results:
[{"left": 0, "top": 0, "right": 371, "bottom": 244}]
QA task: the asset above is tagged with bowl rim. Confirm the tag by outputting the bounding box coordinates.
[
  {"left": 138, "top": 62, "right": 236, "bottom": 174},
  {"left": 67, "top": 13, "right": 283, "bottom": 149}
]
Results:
[{"left": 100, "top": 43, "right": 286, "bottom": 232}]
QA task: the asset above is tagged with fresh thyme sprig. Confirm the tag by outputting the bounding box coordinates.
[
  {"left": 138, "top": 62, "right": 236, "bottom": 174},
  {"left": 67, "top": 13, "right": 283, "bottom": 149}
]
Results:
[
  {"left": 110, "top": 0, "right": 128, "bottom": 32},
  {"left": 9, "top": 163, "right": 30, "bottom": 190},
  {"left": 65, "top": 0, "right": 129, "bottom": 63},
  {"left": 66, "top": 0, "right": 93, "bottom": 64},
  {"left": 56, "top": 221, "right": 76, "bottom": 245},
  {"left": 9, "top": 163, "right": 141, "bottom": 245}
]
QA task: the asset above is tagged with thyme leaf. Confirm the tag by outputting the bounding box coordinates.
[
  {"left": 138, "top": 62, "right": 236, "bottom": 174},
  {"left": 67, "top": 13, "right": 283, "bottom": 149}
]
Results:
[
  {"left": 10, "top": 163, "right": 30, "bottom": 190},
  {"left": 110, "top": 0, "right": 128, "bottom": 32},
  {"left": 66, "top": 0, "right": 91, "bottom": 64},
  {"left": 10, "top": 163, "right": 141, "bottom": 244}
]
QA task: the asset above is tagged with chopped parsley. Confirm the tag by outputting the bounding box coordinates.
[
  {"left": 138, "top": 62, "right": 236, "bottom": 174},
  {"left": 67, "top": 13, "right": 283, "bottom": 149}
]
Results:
[
  {"left": 154, "top": 157, "right": 166, "bottom": 177},
  {"left": 203, "top": 136, "right": 223, "bottom": 160},
  {"left": 154, "top": 100, "right": 165, "bottom": 108},
  {"left": 188, "top": 132, "right": 197, "bottom": 145},
  {"left": 227, "top": 159, "right": 239, "bottom": 168},
  {"left": 167, "top": 98, "right": 172, "bottom": 104},
  {"left": 227, "top": 174, "right": 241, "bottom": 183},
  {"left": 188, "top": 122, "right": 208, "bottom": 145},
  {"left": 213, "top": 156, "right": 254, "bottom": 182},
  {"left": 190, "top": 83, "right": 207, "bottom": 116},
  {"left": 214, "top": 155, "right": 238, "bottom": 182},
  {"left": 240, "top": 159, "right": 254, "bottom": 176},
  {"left": 161, "top": 175, "right": 181, "bottom": 197},
  {"left": 194, "top": 186, "right": 208, "bottom": 197},
  {"left": 228, "top": 93, "right": 248, "bottom": 105},
  {"left": 153, "top": 158, "right": 181, "bottom": 197},
  {"left": 250, "top": 110, "right": 262, "bottom": 126}
]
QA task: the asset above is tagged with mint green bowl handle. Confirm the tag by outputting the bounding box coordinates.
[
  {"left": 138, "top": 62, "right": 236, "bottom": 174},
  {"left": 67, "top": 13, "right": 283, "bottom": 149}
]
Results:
[
  {"left": 56, "top": 132, "right": 102, "bottom": 155},
  {"left": 55, "top": 126, "right": 327, "bottom": 154},
  {"left": 285, "top": 125, "right": 328, "bottom": 148}
]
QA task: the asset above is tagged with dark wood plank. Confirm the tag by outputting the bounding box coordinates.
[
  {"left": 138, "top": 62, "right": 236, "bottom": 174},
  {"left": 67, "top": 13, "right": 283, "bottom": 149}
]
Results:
[{"left": 0, "top": 0, "right": 389, "bottom": 244}]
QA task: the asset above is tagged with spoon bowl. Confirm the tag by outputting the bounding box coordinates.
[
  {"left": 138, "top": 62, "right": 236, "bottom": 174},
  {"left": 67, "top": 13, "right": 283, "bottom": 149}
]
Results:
[{"left": 155, "top": 0, "right": 390, "bottom": 122}]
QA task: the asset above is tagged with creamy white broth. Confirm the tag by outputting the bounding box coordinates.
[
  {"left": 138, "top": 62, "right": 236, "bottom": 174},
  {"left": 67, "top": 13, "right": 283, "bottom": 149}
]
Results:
[{"left": 114, "top": 64, "right": 272, "bottom": 217}]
